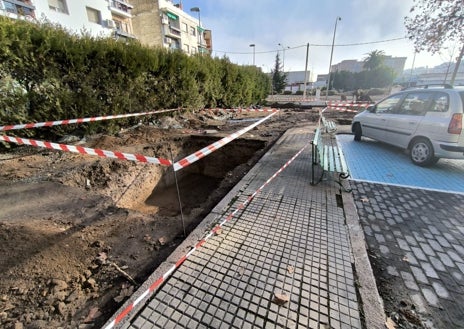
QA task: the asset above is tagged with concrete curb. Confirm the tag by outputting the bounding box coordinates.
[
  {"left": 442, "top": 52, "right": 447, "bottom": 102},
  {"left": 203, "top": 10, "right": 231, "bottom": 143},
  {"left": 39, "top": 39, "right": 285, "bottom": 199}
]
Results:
[{"left": 343, "top": 189, "right": 386, "bottom": 329}]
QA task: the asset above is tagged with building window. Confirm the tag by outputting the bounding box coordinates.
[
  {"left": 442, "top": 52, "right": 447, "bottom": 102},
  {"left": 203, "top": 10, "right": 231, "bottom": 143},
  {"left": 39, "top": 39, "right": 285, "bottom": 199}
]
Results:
[
  {"left": 4, "top": 1, "right": 34, "bottom": 16},
  {"left": 4, "top": 1, "right": 18, "bottom": 14},
  {"left": 86, "top": 7, "right": 101, "bottom": 24},
  {"left": 48, "top": 0, "right": 68, "bottom": 14},
  {"left": 182, "top": 22, "right": 188, "bottom": 33},
  {"left": 189, "top": 26, "right": 196, "bottom": 36},
  {"left": 183, "top": 44, "right": 189, "bottom": 53}
]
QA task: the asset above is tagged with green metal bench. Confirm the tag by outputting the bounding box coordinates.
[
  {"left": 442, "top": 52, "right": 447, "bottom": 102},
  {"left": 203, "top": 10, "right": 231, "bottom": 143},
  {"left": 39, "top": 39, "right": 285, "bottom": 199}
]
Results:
[
  {"left": 311, "top": 127, "right": 351, "bottom": 191},
  {"left": 321, "top": 116, "right": 337, "bottom": 135}
]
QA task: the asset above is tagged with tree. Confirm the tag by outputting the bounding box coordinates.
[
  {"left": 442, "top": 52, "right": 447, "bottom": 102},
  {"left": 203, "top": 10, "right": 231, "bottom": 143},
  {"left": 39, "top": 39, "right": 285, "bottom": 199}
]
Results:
[
  {"left": 271, "top": 53, "right": 286, "bottom": 94},
  {"left": 363, "top": 50, "right": 386, "bottom": 71},
  {"left": 404, "top": 0, "right": 463, "bottom": 84}
]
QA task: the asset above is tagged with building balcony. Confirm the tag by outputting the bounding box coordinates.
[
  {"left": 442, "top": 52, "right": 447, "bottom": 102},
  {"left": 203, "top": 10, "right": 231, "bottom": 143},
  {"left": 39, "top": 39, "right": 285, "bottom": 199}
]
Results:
[
  {"left": 115, "top": 29, "right": 136, "bottom": 40},
  {"left": 109, "top": 0, "right": 132, "bottom": 18},
  {"left": 1, "top": 0, "right": 35, "bottom": 18},
  {"left": 165, "top": 25, "right": 181, "bottom": 39}
]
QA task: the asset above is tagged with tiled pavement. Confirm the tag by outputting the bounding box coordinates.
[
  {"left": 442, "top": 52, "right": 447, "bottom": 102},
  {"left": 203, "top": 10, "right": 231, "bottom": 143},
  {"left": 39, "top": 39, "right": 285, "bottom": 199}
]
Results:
[
  {"left": 109, "top": 127, "right": 372, "bottom": 329},
  {"left": 337, "top": 134, "right": 464, "bottom": 194},
  {"left": 352, "top": 182, "right": 464, "bottom": 328}
]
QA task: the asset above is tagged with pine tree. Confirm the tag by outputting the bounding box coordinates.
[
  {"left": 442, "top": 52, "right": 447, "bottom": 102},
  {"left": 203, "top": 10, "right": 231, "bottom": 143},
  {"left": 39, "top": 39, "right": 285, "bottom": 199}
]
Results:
[{"left": 271, "top": 53, "right": 287, "bottom": 94}]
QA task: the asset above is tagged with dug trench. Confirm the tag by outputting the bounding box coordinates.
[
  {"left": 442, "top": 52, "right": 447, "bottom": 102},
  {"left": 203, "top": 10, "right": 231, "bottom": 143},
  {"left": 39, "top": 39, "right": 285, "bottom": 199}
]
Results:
[{"left": 0, "top": 123, "right": 285, "bottom": 329}]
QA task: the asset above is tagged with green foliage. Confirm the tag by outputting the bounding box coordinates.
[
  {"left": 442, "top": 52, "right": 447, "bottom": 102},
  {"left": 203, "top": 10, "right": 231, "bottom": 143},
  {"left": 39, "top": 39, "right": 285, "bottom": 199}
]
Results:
[
  {"left": 363, "top": 50, "right": 386, "bottom": 71},
  {"left": 0, "top": 17, "right": 270, "bottom": 138},
  {"left": 332, "top": 66, "right": 396, "bottom": 91},
  {"left": 271, "top": 53, "right": 286, "bottom": 94}
]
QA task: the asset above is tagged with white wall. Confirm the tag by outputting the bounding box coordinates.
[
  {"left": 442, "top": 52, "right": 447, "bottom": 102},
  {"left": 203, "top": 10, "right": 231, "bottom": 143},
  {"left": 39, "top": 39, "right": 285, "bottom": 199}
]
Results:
[{"left": 33, "top": 0, "right": 113, "bottom": 37}]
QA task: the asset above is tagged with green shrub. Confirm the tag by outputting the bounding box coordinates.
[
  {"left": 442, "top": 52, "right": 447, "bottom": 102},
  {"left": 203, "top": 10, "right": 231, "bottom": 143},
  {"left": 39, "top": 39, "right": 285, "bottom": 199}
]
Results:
[{"left": 0, "top": 17, "right": 270, "bottom": 139}]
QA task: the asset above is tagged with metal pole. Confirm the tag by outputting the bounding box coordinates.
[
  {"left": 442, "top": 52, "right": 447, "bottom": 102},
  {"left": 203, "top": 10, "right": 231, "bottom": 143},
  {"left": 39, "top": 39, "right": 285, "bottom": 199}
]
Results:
[
  {"left": 170, "top": 149, "right": 186, "bottom": 237},
  {"left": 408, "top": 51, "right": 417, "bottom": 87},
  {"left": 249, "top": 44, "right": 255, "bottom": 65},
  {"left": 450, "top": 43, "right": 464, "bottom": 86},
  {"left": 278, "top": 43, "right": 289, "bottom": 72},
  {"left": 326, "top": 16, "right": 341, "bottom": 100},
  {"left": 303, "top": 43, "right": 309, "bottom": 99}
]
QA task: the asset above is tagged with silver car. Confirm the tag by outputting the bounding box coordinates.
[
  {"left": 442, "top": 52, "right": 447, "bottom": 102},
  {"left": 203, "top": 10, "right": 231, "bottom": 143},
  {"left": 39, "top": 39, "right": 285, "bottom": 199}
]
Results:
[{"left": 351, "top": 85, "right": 464, "bottom": 166}]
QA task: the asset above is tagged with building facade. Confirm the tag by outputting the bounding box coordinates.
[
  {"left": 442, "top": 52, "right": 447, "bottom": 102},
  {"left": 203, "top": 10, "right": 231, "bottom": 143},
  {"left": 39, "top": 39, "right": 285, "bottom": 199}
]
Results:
[
  {"left": 331, "top": 56, "right": 407, "bottom": 76},
  {"left": 0, "top": 0, "right": 36, "bottom": 21},
  {"left": 130, "top": 0, "right": 210, "bottom": 54},
  {"left": 0, "top": 0, "right": 212, "bottom": 54},
  {"left": 284, "top": 70, "right": 311, "bottom": 92}
]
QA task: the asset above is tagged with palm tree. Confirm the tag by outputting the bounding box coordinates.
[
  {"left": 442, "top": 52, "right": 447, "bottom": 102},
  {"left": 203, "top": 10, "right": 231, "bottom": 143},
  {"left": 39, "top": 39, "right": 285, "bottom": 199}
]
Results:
[{"left": 363, "top": 50, "right": 386, "bottom": 71}]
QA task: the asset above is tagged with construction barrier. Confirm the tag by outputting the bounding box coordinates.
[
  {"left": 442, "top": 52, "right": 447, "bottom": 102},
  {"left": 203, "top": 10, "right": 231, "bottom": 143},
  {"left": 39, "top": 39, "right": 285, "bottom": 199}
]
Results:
[
  {"left": 0, "top": 108, "right": 180, "bottom": 132},
  {"left": 326, "top": 101, "right": 371, "bottom": 107},
  {"left": 173, "top": 111, "right": 278, "bottom": 171},
  {"left": 205, "top": 108, "right": 278, "bottom": 113},
  {"left": 1, "top": 109, "right": 279, "bottom": 169},
  {"left": 103, "top": 142, "right": 309, "bottom": 329},
  {"left": 0, "top": 135, "right": 172, "bottom": 166},
  {"left": 326, "top": 107, "right": 360, "bottom": 113}
]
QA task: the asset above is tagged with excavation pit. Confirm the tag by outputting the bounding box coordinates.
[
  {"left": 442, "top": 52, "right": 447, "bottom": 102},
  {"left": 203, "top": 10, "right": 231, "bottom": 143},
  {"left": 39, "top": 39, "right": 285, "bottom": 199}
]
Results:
[{"left": 116, "top": 135, "right": 267, "bottom": 222}]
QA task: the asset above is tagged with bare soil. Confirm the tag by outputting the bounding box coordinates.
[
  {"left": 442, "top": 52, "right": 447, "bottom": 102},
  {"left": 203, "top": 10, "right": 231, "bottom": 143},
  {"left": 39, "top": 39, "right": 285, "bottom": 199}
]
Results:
[{"left": 0, "top": 108, "right": 327, "bottom": 329}]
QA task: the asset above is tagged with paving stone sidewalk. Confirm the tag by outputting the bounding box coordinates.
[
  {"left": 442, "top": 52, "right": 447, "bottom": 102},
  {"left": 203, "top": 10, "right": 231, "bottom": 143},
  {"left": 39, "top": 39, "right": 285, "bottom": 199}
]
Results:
[
  {"left": 109, "top": 127, "right": 375, "bottom": 329},
  {"left": 352, "top": 181, "right": 464, "bottom": 328}
]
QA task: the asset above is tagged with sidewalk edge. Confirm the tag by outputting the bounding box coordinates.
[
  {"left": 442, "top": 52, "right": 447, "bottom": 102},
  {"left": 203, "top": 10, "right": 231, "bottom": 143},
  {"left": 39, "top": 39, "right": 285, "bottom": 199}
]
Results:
[{"left": 343, "top": 190, "right": 386, "bottom": 329}]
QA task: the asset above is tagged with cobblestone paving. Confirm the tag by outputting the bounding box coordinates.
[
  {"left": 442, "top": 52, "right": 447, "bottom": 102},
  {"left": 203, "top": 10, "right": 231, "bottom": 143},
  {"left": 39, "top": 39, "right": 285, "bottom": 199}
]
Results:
[
  {"left": 352, "top": 181, "right": 464, "bottom": 328},
  {"left": 121, "top": 129, "right": 362, "bottom": 328}
]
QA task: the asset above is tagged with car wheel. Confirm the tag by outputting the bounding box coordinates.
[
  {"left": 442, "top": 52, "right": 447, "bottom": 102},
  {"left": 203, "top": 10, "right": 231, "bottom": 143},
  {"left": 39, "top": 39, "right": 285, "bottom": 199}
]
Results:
[
  {"left": 410, "top": 138, "right": 437, "bottom": 166},
  {"left": 353, "top": 123, "right": 362, "bottom": 141}
]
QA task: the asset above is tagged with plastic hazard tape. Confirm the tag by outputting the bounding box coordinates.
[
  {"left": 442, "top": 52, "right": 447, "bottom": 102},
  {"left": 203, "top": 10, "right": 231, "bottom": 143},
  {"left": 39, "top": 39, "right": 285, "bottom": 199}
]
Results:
[
  {"left": 205, "top": 108, "right": 277, "bottom": 113},
  {"left": 232, "top": 108, "right": 278, "bottom": 113},
  {"left": 0, "top": 135, "right": 172, "bottom": 166},
  {"left": 103, "top": 142, "right": 309, "bottom": 329},
  {"left": 173, "top": 111, "right": 278, "bottom": 171},
  {"left": 0, "top": 108, "right": 179, "bottom": 132},
  {"left": 326, "top": 101, "right": 371, "bottom": 107},
  {"left": 326, "top": 107, "right": 360, "bottom": 113}
]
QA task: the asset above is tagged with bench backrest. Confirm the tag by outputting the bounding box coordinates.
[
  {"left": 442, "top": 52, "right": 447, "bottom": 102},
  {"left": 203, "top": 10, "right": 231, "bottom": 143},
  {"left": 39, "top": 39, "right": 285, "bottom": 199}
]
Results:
[{"left": 312, "top": 128, "right": 321, "bottom": 146}]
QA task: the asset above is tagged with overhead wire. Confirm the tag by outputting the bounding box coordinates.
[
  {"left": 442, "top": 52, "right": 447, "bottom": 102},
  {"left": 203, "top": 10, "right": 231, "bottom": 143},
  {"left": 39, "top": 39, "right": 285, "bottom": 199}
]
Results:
[{"left": 213, "top": 37, "right": 408, "bottom": 55}]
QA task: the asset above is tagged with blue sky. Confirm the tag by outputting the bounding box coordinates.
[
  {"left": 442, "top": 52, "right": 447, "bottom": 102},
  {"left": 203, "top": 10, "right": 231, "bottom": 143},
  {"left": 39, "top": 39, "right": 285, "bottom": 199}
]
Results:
[{"left": 178, "top": 0, "right": 455, "bottom": 78}]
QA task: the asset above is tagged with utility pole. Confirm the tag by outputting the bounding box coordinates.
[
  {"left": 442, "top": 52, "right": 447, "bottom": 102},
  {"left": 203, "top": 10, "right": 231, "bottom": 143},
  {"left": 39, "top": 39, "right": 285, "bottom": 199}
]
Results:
[
  {"left": 326, "top": 16, "right": 341, "bottom": 100},
  {"left": 303, "top": 43, "right": 309, "bottom": 99},
  {"left": 450, "top": 43, "right": 464, "bottom": 86}
]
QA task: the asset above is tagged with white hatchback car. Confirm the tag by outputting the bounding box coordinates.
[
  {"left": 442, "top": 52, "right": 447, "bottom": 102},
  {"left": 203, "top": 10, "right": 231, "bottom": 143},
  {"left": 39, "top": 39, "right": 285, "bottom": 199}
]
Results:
[{"left": 351, "top": 85, "right": 464, "bottom": 166}]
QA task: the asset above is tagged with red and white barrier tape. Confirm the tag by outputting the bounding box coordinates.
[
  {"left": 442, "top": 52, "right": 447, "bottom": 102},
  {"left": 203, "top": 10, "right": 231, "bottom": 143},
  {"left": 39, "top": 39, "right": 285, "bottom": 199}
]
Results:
[
  {"left": 103, "top": 142, "right": 309, "bottom": 329},
  {"left": 0, "top": 135, "right": 172, "bottom": 166},
  {"left": 0, "top": 109, "right": 179, "bottom": 132},
  {"left": 326, "top": 107, "right": 360, "bottom": 113},
  {"left": 173, "top": 111, "right": 278, "bottom": 171},
  {"left": 205, "top": 108, "right": 278, "bottom": 113},
  {"left": 326, "top": 101, "right": 371, "bottom": 107}
]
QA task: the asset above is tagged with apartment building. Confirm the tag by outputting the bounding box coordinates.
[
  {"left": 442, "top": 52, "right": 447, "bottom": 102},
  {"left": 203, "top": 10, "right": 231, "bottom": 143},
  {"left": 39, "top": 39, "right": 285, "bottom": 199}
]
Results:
[
  {"left": 130, "top": 0, "right": 211, "bottom": 55},
  {"left": 0, "top": 0, "right": 35, "bottom": 20},
  {"left": 0, "top": 0, "right": 212, "bottom": 54}
]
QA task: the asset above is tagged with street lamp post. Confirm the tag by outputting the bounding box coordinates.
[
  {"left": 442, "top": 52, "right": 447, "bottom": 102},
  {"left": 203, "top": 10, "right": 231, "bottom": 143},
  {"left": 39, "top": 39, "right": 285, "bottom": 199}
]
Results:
[
  {"left": 249, "top": 44, "right": 255, "bottom": 65},
  {"left": 190, "top": 7, "right": 201, "bottom": 53},
  {"left": 326, "top": 16, "right": 341, "bottom": 100},
  {"left": 278, "top": 43, "right": 290, "bottom": 72}
]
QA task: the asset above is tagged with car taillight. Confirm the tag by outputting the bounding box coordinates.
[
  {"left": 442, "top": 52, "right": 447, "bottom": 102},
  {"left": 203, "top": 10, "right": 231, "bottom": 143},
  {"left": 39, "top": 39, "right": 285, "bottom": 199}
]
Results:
[{"left": 448, "top": 113, "right": 463, "bottom": 135}]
